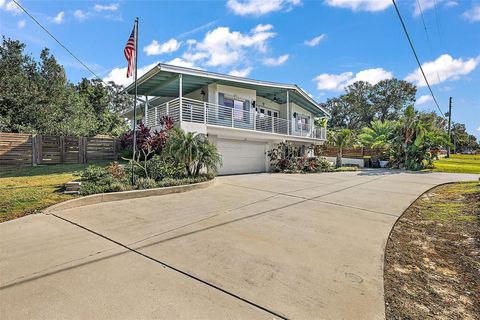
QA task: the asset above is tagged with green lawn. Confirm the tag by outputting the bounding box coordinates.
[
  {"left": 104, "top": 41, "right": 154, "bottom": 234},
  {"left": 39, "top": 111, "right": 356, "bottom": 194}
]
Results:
[
  {"left": 432, "top": 154, "right": 480, "bottom": 174},
  {"left": 0, "top": 162, "right": 109, "bottom": 223}
]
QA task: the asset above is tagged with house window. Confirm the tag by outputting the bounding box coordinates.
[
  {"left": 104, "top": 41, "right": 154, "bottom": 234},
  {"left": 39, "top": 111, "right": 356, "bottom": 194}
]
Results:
[
  {"left": 256, "top": 107, "right": 278, "bottom": 118},
  {"left": 295, "top": 114, "right": 309, "bottom": 131},
  {"left": 219, "top": 93, "right": 250, "bottom": 121}
]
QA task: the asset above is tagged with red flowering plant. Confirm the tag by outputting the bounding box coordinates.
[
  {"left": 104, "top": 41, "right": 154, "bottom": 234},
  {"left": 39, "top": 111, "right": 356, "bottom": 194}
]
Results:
[{"left": 119, "top": 116, "right": 174, "bottom": 157}]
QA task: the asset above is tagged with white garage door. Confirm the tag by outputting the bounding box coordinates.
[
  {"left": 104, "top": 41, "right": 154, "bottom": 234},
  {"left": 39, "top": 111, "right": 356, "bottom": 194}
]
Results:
[{"left": 217, "top": 139, "right": 266, "bottom": 175}]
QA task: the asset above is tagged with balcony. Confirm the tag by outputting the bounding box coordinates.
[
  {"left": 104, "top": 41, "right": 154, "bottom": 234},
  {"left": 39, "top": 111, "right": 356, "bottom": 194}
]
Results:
[{"left": 145, "top": 97, "right": 326, "bottom": 140}]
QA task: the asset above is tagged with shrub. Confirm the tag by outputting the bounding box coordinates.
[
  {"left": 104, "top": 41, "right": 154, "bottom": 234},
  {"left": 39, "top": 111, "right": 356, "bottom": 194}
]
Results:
[
  {"left": 80, "top": 163, "right": 130, "bottom": 195},
  {"left": 80, "top": 165, "right": 115, "bottom": 185},
  {"left": 106, "top": 161, "right": 126, "bottom": 180},
  {"left": 316, "top": 157, "right": 332, "bottom": 172},
  {"left": 136, "top": 178, "right": 158, "bottom": 190},
  {"left": 147, "top": 154, "right": 185, "bottom": 180},
  {"left": 80, "top": 182, "right": 110, "bottom": 196}
]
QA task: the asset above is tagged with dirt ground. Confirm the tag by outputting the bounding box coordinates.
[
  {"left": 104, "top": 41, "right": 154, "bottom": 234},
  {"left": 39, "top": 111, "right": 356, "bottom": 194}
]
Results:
[{"left": 384, "top": 181, "right": 480, "bottom": 319}]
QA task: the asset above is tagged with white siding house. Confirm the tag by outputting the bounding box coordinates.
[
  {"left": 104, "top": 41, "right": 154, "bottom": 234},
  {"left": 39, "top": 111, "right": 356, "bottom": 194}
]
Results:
[{"left": 125, "top": 64, "right": 329, "bottom": 175}]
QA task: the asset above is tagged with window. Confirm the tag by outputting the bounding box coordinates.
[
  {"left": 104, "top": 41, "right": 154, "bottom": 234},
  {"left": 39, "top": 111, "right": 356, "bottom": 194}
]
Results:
[
  {"left": 219, "top": 93, "right": 250, "bottom": 122},
  {"left": 295, "top": 114, "right": 309, "bottom": 131}
]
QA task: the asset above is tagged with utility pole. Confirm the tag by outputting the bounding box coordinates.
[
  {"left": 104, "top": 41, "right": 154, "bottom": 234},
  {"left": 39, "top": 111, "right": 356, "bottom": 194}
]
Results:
[{"left": 446, "top": 97, "right": 452, "bottom": 158}]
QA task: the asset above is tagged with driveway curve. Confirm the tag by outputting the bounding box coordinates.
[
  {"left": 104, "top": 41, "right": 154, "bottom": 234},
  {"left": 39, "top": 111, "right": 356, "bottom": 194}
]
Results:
[{"left": 1, "top": 170, "right": 478, "bottom": 319}]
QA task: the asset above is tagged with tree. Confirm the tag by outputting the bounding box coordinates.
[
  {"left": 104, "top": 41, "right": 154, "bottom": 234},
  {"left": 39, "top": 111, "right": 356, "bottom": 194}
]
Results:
[
  {"left": 358, "top": 120, "right": 395, "bottom": 149},
  {"left": 328, "top": 129, "right": 356, "bottom": 168},
  {"left": 343, "top": 81, "right": 375, "bottom": 130},
  {"left": 0, "top": 37, "right": 129, "bottom": 136},
  {"left": 167, "top": 130, "right": 200, "bottom": 176},
  {"left": 194, "top": 136, "right": 222, "bottom": 175},
  {"left": 451, "top": 123, "right": 479, "bottom": 152},
  {"left": 322, "top": 78, "right": 417, "bottom": 131},
  {"left": 389, "top": 106, "right": 449, "bottom": 170},
  {"left": 371, "top": 79, "right": 416, "bottom": 122}
]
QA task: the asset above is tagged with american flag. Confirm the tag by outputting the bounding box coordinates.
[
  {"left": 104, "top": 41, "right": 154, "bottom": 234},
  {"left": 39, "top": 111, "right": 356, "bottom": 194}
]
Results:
[{"left": 124, "top": 24, "right": 136, "bottom": 78}]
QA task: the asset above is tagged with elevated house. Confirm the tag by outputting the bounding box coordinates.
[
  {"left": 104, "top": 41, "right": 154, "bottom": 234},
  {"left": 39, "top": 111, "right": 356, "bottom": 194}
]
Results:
[{"left": 125, "top": 64, "right": 329, "bottom": 175}]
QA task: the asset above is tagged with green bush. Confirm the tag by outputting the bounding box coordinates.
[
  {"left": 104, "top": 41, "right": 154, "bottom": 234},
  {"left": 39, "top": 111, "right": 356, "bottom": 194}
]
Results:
[
  {"left": 80, "top": 164, "right": 130, "bottom": 195},
  {"left": 80, "top": 165, "right": 114, "bottom": 184},
  {"left": 316, "top": 157, "right": 332, "bottom": 172},
  {"left": 136, "top": 178, "right": 158, "bottom": 190},
  {"left": 147, "top": 155, "right": 185, "bottom": 180}
]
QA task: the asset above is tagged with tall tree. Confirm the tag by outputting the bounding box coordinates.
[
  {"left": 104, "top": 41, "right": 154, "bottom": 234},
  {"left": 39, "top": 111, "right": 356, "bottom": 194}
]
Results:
[
  {"left": 371, "top": 79, "right": 416, "bottom": 122},
  {"left": 0, "top": 37, "right": 129, "bottom": 136}
]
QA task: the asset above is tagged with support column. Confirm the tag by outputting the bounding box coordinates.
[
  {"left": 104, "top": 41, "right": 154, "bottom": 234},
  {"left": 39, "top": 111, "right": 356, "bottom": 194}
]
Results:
[
  {"left": 179, "top": 74, "right": 183, "bottom": 125},
  {"left": 286, "top": 90, "right": 290, "bottom": 135},
  {"left": 145, "top": 95, "right": 149, "bottom": 126}
]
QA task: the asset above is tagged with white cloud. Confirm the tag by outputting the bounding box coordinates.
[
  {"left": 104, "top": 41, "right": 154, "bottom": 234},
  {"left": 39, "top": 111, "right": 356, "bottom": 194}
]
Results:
[
  {"left": 304, "top": 34, "right": 326, "bottom": 47},
  {"left": 228, "top": 67, "right": 253, "bottom": 77},
  {"left": 181, "top": 24, "right": 276, "bottom": 67},
  {"left": 444, "top": 1, "right": 458, "bottom": 8},
  {"left": 50, "top": 11, "right": 65, "bottom": 24},
  {"left": 74, "top": 9, "right": 88, "bottom": 22},
  {"left": 103, "top": 61, "right": 159, "bottom": 87},
  {"left": 227, "top": 0, "right": 301, "bottom": 16},
  {"left": 166, "top": 58, "right": 198, "bottom": 69},
  {"left": 143, "top": 39, "right": 181, "bottom": 56},
  {"left": 324, "top": 0, "right": 391, "bottom": 12},
  {"left": 94, "top": 3, "right": 119, "bottom": 11},
  {"left": 477, "top": 126, "right": 480, "bottom": 132},
  {"left": 415, "top": 94, "right": 433, "bottom": 105},
  {"left": 1, "top": 1, "right": 22, "bottom": 15},
  {"left": 463, "top": 5, "right": 480, "bottom": 22},
  {"left": 314, "top": 67, "right": 393, "bottom": 91},
  {"left": 17, "top": 19, "right": 25, "bottom": 28},
  {"left": 413, "top": 0, "right": 436, "bottom": 17},
  {"left": 263, "top": 54, "right": 289, "bottom": 66},
  {"left": 405, "top": 54, "right": 480, "bottom": 87}
]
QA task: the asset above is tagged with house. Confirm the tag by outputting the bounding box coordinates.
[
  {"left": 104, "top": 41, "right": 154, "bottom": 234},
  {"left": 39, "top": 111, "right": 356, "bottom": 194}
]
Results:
[{"left": 125, "top": 64, "right": 329, "bottom": 175}]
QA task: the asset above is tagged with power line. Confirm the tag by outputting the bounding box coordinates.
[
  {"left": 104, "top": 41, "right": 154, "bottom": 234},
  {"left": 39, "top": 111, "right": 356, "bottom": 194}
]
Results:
[
  {"left": 415, "top": 0, "right": 441, "bottom": 84},
  {"left": 391, "top": 0, "right": 445, "bottom": 118},
  {"left": 11, "top": 0, "right": 109, "bottom": 86}
]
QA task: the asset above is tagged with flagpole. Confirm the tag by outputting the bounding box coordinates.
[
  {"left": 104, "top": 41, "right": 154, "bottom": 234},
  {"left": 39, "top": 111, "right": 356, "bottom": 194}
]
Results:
[{"left": 131, "top": 17, "right": 139, "bottom": 185}]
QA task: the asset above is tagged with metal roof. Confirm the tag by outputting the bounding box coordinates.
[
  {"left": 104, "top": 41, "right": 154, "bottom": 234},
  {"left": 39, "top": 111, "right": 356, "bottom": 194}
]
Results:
[{"left": 126, "top": 63, "right": 330, "bottom": 117}]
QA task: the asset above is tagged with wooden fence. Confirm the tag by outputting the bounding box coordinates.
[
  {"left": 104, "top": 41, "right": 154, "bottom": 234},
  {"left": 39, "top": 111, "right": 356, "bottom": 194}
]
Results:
[
  {"left": 318, "top": 146, "right": 385, "bottom": 159},
  {"left": 0, "top": 133, "right": 118, "bottom": 167}
]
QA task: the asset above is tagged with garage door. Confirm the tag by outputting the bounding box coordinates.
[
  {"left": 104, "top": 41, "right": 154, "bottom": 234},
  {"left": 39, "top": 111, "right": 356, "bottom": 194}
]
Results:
[{"left": 216, "top": 139, "right": 266, "bottom": 175}]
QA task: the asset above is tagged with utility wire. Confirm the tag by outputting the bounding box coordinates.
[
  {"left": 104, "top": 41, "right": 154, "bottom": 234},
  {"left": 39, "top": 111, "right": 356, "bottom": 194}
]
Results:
[
  {"left": 391, "top": 0, "right": 445, "bottom": 117},
  {"left": 415, "top": 0, "right": 441, "bottom": 84},
  {"left": 12, "top": 0, "right": 110, "bottom": 86}
]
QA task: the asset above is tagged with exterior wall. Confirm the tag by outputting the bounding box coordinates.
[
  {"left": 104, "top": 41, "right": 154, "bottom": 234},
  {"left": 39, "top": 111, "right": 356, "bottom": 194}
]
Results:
[
  {"left": 185, "top": 87, "right": 208, "bottom": 102},
  {"left": 256, "top": 96, "right": 282, "bottom": 113},
  {"left": 208, "top": 83, "right": 256, "bottom": 105}
]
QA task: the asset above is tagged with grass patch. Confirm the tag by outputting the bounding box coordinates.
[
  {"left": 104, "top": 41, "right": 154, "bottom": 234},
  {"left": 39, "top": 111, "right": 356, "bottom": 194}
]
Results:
[
  {"left": 431, "top": 154, "right": 480, "bottom": 174},
  {"left": 384, "top": 181, "right": 480, "bottom": 319},
  {"left": 0, "top": 162, "right": 109, "bottom": 223}
]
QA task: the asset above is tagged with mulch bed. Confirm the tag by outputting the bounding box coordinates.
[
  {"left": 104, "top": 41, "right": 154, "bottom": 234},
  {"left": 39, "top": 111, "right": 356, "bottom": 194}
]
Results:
[{"left": 384, "top": 181, "right": 480, "bottom": 320}]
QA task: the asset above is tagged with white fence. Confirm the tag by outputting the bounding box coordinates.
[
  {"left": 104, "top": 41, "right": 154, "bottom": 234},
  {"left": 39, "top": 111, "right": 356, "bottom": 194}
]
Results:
[{"left": 146, "top": 97, "right": 326, "bottom": 140}]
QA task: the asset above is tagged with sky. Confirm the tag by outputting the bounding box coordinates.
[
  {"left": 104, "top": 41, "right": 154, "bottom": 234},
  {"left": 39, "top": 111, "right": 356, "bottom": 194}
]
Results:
[{"left": 1, "top": 0, "right": 479, "bottom": 138}]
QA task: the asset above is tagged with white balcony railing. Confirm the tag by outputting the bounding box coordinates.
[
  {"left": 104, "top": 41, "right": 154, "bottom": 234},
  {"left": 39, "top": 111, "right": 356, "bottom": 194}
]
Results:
[{"left": 146, "top": 97, "right": 326, "bottom": 140}]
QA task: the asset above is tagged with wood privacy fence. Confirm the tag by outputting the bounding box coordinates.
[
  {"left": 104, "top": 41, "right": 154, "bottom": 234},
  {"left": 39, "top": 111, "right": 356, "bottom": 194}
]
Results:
[
  {"left": 0, "top": 133, "right": 118, "bottom": 167},
  {"left": 318, "top": 146, "right": 386, "bottom": 159}
]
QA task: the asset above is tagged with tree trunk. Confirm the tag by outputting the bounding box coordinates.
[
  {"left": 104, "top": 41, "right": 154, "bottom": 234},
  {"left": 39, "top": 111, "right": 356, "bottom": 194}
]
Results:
[{"left": 336, "top": 149, "right": 342, "bottom": 168}]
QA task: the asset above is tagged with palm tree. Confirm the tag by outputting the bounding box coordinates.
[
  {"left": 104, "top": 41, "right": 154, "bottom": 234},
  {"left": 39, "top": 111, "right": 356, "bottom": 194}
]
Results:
[
  {"left": 358, "top": 120, "right": 395, "bottom": 149},
  {"left": 168, "top": 130, "right": 200, "bottom": 176},
  {"left": 195, "top": 137, "right": 222, "bottom": 176},
  {"left": 329, "top": 129, "right": 356, "bottom": 168}
]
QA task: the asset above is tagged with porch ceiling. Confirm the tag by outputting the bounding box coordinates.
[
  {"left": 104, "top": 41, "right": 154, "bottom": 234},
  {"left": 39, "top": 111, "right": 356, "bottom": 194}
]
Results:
[{"left": 126, "top": 63, "right": 329, "bottom": 117}]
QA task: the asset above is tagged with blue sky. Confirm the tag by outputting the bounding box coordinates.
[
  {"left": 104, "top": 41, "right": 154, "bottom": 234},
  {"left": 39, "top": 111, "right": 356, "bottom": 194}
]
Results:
[{"left": 1, "top": 0, "right": 479, "bottom": 138}]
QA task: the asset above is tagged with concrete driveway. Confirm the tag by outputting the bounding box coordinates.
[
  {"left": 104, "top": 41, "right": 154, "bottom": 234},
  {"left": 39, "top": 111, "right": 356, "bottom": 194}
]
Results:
[{"left": 1, "top": 170, "right": 478, "bottom": 319}]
